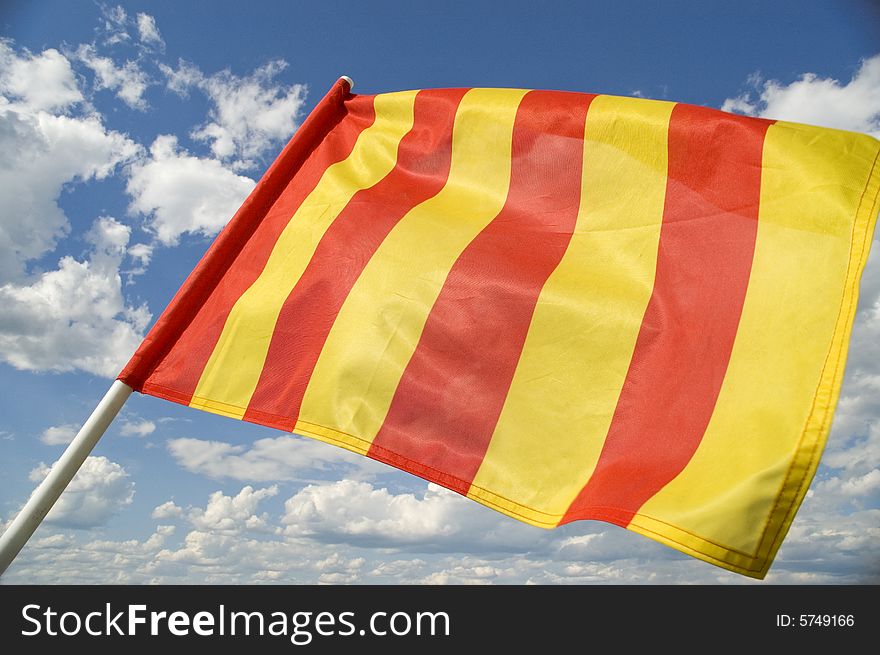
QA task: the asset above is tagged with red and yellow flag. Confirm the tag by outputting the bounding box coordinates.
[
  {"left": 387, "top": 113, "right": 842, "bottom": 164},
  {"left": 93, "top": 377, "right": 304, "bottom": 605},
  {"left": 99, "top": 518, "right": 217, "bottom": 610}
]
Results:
[{"left": 120, "top": 78, "right": 880, "bottom": 578}]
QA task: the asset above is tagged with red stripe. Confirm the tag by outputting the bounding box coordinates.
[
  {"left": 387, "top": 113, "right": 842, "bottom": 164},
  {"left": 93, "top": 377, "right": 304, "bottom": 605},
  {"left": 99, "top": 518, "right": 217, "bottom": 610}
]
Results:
[
  {"left": 368, "top": 90, "right": 595, "bottom": 494},
  {"left": 243, "top": 88, "right": 468, "bottom": 431},
  {"left": 561, "top": 105, "right": 773, "bottom": 526},
  {"left": 124, "top": 83, "right": 377, "bottom": 402}
]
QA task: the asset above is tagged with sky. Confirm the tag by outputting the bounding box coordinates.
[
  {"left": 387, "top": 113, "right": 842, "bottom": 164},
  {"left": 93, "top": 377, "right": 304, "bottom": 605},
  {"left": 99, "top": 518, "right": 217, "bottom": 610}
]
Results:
[{"left": 0, "top": 0, "right": 878, "bottom": 584}]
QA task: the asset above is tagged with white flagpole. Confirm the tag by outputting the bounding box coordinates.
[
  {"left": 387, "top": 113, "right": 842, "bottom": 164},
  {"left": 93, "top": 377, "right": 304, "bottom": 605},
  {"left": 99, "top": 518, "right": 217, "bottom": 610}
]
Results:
[{"left": 0, "top": 380, "right": 132, "bottom": 575}]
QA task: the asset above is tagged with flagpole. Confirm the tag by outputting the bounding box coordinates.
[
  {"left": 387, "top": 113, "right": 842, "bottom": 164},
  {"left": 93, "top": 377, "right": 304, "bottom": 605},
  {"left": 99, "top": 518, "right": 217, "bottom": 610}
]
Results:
[{"left": 0, "top": 380, "right": 132, "bottom": 575}]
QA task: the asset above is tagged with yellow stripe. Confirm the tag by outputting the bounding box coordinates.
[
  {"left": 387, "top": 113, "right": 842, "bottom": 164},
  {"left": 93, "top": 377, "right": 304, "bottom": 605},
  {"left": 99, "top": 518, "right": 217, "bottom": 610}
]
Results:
[
  {"left": 468, "top": 95, "right": 674, "bottom": 524},
  {"left": 634, "top": 122, "right": 880, "bottom": 576},
  {"left": 298, "top": 88, "right": 527, "bottom": 443},
  {"left": 189, "top": 91, "right": 418, "bottom": 417}
]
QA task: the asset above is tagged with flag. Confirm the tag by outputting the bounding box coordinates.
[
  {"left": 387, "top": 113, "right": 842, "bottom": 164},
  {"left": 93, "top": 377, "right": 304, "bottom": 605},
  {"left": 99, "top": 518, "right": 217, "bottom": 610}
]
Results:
[{"left": 119, "top": 78, "right": 880, "bottom": 578}]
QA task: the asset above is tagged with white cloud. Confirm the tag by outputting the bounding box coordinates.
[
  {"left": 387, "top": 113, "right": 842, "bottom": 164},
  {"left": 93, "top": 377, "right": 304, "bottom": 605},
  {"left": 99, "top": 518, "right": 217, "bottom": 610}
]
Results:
[
  {"left": 40, "top": 424, "right": 78, "bottom": 446},
  {"left": 314, "top": 552, "right": 365, "bottom": 584},
  {"left": 0, "top": 43, "right": 139, "bottom": 283},
  {"left": 0, "top": 41, "right": 82, "bottom": 112},
  {"left": 74, "top": 44, "right": 149, "bottom": 110},
  {"left": 124, "top": 242, "right": 153, "bottom": 278},
  {"left": 160, "top": 59, "right": 202, "bottom": 95},
  {"left": 161, "top": 59, "right": 306, "bottom": 167},
  {"left": 126, "top": 242, "right": 153, "bottom": 266},
  {"left": 421, "top": 562, "right": 504, "bottom": 585},
  {"left": 152, "top": 500, "right": 184, "bottom": 520},
  {"left": 166, "top": 435, "right": 378, "bottom": 482},
  {"left": 98, "top": 4, "right": 131, "bottom": 46},
  {"left": 817, "top": 469, "right": 880, "bottom": 498},
  {"left": 0, "top": 216, "right": 151, "bottom": 377},
  {"left": 26, "top": 456, "right": 134, "bottom": 528},
  {"left": 3, "top": 474, "right": 876, "bottom": 583},
  {"left": 367, "top": 559, "right": 426, "bottom": 579},
  {"left": 127, "top": 135, "right": 255, "bottom": 244},
  {"left": 722, "top": 54, "right": 880, "bottom": 137},
  {"left": 136, "top": 13, "right": 165, "bottom": 49},
  {"left": 119, "top": 418, "right": 156, "bottom": 437},
  {"left": 281, "top": 480, "right": 550, "bottom": 551},
  {"left": 188, "top": 485, "right": 278, "bottom": 533},
  {"left": 0, "top": 524, "right": 175, "bottom": 584}
]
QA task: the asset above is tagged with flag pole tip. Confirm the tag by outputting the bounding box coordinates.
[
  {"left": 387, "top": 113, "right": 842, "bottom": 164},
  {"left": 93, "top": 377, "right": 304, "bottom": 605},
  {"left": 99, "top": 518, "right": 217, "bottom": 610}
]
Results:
[{"left": 339, "top": 75, "right": 354, "bottom": 91}]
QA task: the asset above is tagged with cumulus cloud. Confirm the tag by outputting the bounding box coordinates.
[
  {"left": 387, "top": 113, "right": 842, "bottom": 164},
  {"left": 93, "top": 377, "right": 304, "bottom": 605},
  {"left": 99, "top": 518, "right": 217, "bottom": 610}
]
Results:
[
  {"left": 4, "top": 474, "right": 877, "bottom": 583},
  {"left": 188, "top": 485, "right": 279, "bottom": 533},
  {"left": 0, "top": 525, "right": 175, "bottom": 584},
  {"left": 26, "top": 456, "right": 134, "bottom": 528},
  {"left": 314, "top": 552, "right": 365, "bottom": 584},
  {"left": 151, "top": 500, "right": 184, "bottom": 520},
  {"left": 0, "top": 40, "right": 82, "bottom": 112},
  {"left": 160, "top": 59, "right": 306, "bottom": 167},
  {"left": 165, "top": 435, "right": 381, "bottom": 482},
  {"left": 0, "top": 42, "right": 140, "bottom": 282},
  {"left": 127, "top": 135, "right": 254, "bottom": 244},
  {"left": 39, "top": 424, "right": 78, "bottom": 446},
  {"left": 722, "top": 54, "right": 880, "bottom": 137},
  {"left": 421, "top": 562, "right": 506, "bottom": 585},
  {"left": 74, "top": 44, "right": 150, "bottom": 110},
  {"left": 119, "top": 418, "right": 156, "bottom": 437},
  {"left": 282, "top": 480, "right": 551, "bottom": 552},
  {"left": 0, "top": 216, "right": 151, "bottom": 377}
]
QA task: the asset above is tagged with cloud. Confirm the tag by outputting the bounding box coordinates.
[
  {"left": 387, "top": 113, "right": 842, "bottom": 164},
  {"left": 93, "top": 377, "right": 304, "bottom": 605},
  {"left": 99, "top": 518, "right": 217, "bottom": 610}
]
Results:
[
  {"left": 161, "top": 59, "right": 306, "bottom": 167},
  {"left": 421, "top": 562, "right": 506, "bottom": 585},
  {"left": 188, "top": 485, "right": 278, "bottom": 532},
  {"left": 0, "top": 217, "right": 151, "bottom": 377},
  {"left": 3, "top": 474, "right": 876, "bottom": 583},
  {"left": 314, "top": 552, "right": 365, "bottom": 584},
  {"left": 367, "top": 558, "right": 427, "bottom": 579},
  {"left": 0, "top": 525, "right": 175, "bottom": 584},
  {"left": 165, "top": 435, "right": 379, "bottom": 482},
  {"left": 98, "top": 4, "right": 132, "bottom": 47},
  {"left": 281, "top": 480, "right": 551, "bottom": 551},
  {"left": 126, "top": 242, "right": 153, "bottom": 265},
  {"left": 74, "top": 44, "right": 150, "bottom": 110},
  {"left": 124, "top": 242, "right": 153, "bottom": 277},
  {"left": 0, "top": 42, "right": 140, "bottom": 283},
  {"left": 40, "top": 424, "right": 78, "bottom": 446},
  {"left": 774, "top": 508, "right": 880, "bottom": 580},
  {"left": 0, "top": 41, "right": 83, "bottom": 112},
  {"left": 26, "top": 456, "right": 134, "bottom": 528},
  {"left": 119, "top": 418, "right": 156, "bottom": 437},
  {"left": 161, "top": 59, "right": 202, "bottom": 95},
  {"left": 127, "top": 135, "right": 255, "bottom": 244},
  {"left": 722, "top": 54, "right": 880, "bottom": 137},
  {"left": 151, "top": 501, "right": 184, "bottom": 520},
  {"left": 136, "top": 13, "right": 165, "bottom": 49}
]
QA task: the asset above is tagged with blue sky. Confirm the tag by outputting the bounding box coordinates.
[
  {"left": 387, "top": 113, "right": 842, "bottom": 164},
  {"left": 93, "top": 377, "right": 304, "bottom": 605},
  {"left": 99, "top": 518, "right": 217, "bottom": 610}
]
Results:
[{"left": 0, "top": 0, "right": 878, "bottom": 583}]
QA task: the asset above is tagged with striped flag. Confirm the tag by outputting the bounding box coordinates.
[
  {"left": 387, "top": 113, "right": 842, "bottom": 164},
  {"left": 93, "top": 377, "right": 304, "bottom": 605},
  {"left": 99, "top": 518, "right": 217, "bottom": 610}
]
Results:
[{"left": 120, "top": 78, "right": 880, "bottom": 578}]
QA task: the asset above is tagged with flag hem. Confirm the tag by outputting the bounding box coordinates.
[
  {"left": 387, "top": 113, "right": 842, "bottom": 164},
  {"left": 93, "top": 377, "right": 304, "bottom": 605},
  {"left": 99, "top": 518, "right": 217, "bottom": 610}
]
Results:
[{"left": 747, "top": 142, "right": 880, "bottom": 578}]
